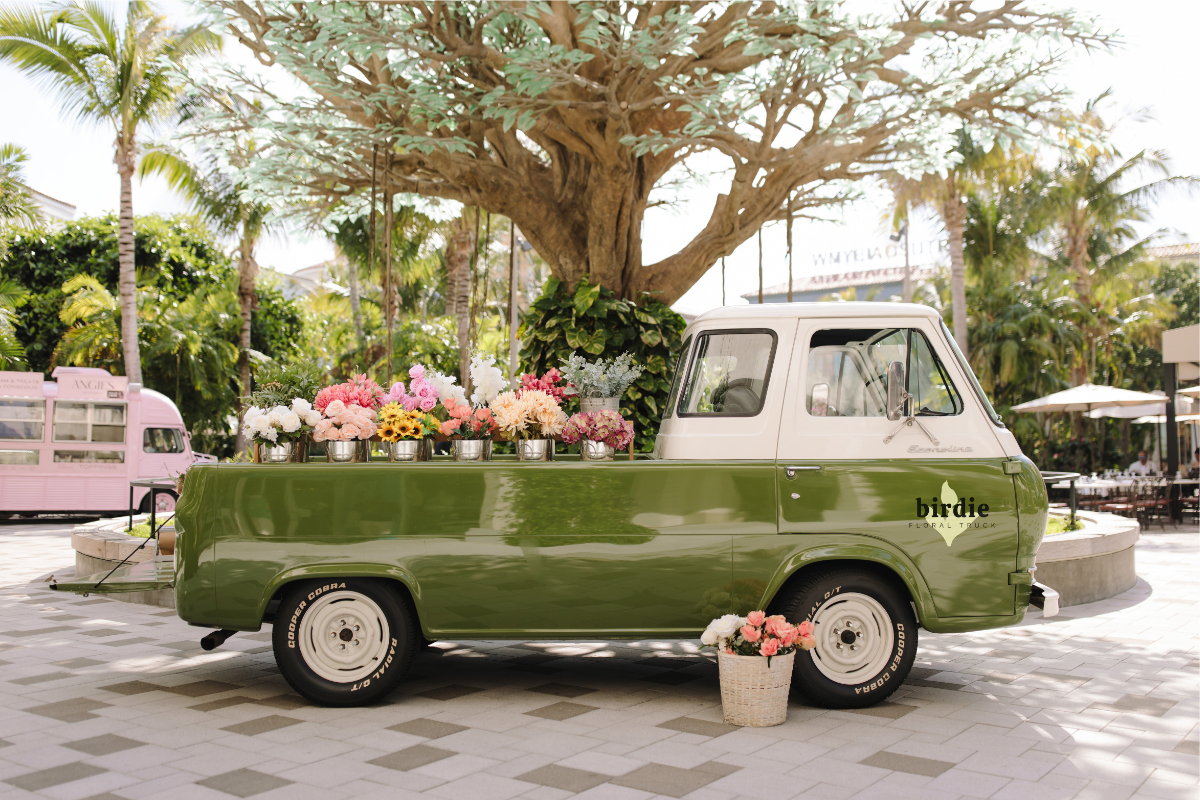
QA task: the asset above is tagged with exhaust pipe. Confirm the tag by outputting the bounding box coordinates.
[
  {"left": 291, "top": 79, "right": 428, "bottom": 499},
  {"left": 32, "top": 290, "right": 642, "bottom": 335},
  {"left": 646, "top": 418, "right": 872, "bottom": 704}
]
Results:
[{"left": 201, "top": 629, "right": 238, "bottom": 651}]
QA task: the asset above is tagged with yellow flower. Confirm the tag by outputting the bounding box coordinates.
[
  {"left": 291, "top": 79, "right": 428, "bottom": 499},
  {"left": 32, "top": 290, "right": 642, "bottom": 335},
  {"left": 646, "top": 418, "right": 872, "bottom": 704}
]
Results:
[{"left": 396, "top": 421, "right": 417, "bottom": 439}]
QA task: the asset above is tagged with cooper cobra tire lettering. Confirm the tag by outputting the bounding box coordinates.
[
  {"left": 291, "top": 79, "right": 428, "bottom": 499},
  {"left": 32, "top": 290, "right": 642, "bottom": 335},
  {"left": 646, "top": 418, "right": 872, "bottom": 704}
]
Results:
[{"left": 272, "top": 579, "right": 418, "bottom": 708}]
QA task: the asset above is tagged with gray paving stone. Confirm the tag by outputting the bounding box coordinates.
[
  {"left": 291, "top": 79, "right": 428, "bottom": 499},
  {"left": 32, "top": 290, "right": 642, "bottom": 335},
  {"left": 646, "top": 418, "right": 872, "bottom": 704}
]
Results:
[
  {"left": 220, "top": 715, "right": 303, "bottom": 736},
  {"left": 526, "top": 683, "right": 596, "bottom": 698},
  {"left": 416, "top": 684, "right": 486, "bottom": 701},
  {"left": 24, "top": 697, "right": 111, "bottom": 722},
  {"left": 1088, "top": 694, "right": 1178, "bottom": 717},
  {"left": 524, "top": 701, "right": 599, "bottom": 721},
  {"left": 4, "top": 761, "right": 108, "bottom": 791},
  {"left": 368, "top": 744, "right": 456, "bottom": 771},
  {"left": 158, "top": 680, "right": 241, "bottom": 697},
  {"left": 860, "top": 750, "right": 956, "bottom": 777},
  {"left": 517, "top": 764, "right": 608, "bottom": 792},
  {"left": 66, "top": 734, "right": 147, "bottom": 756},
  {"left": 54, "top": 657, "right": 106, "bottom": 668},
  {"left": 388, "top": 718, "right": 469, "bottom": 739},
  {"left": 0, "top": 625, "right": 76, "bottom": 637},
  {"left": 196, "top": 768, "right": 294, "bottom": 797},
  {"left": 610, "top": 761, "right": 740, "bottom": 798},
  {"left": 656, "top": 716, "right": 740, "bottom": 737},
  {"left": 8, "top": 670, "right": 75, "bottom": 685}
]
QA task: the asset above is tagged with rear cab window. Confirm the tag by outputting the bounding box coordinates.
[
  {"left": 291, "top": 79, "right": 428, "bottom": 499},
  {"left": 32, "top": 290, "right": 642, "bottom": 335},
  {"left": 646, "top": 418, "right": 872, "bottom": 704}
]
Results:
[{"left": 678, "top": 330, "right": 777, "bottom": 417}]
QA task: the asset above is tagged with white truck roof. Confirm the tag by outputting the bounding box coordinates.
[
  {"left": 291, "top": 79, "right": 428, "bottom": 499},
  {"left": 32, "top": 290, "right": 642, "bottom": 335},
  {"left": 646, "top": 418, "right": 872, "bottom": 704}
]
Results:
[{"left": 692, "top": 302, "right": 942, "bottom": 325}]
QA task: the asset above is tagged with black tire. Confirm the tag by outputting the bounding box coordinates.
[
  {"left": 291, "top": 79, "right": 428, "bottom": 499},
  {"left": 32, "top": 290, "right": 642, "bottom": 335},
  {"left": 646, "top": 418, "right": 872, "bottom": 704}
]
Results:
[
  {"left": 770, "top": 566, "right": 917, "bottom": 709},
  {"left": 272, "top": 578, "right": 418, "bottom": 707}
]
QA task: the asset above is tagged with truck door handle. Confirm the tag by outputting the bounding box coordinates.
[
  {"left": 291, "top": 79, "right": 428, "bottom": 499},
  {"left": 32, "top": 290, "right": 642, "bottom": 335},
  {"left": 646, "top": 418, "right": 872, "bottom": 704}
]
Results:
[{"left": 784, "top": 465, "right": 821, "bottom": 479}]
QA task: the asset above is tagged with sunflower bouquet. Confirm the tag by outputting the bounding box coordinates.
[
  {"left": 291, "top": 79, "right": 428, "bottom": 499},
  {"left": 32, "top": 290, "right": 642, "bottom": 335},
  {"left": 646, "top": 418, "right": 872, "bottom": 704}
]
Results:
[{"left": 377, "top": 402, "right": 439, "bottom": 442}]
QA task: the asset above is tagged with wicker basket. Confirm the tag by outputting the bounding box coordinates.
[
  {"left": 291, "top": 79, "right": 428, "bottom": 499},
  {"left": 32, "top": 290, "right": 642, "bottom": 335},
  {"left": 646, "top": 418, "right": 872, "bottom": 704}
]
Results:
[{"left": 717, "top": 651, "right": 794, "bottom": 727}]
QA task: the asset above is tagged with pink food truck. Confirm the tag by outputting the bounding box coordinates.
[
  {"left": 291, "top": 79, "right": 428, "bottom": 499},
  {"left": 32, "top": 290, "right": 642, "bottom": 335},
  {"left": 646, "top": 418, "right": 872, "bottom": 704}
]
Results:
[{"left": 0, "top": 367, "right": 209, "bottom": 516}]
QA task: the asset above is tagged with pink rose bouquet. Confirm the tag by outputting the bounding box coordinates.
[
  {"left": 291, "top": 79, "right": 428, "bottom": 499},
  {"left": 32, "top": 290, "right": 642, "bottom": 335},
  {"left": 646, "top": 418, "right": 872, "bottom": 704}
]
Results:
[
  {"left": 439, "top": 396, "right": 497, "bottom": 439},
  {"left": 314, "top": 374, "right": 384, "bottom": 413},
  {"left": 518, "top": 368, "right": 571, "bottom": 403},
  {"left": 560, "top": 410, "right": 633, "bottom": 450},
  {"left": 383, "top": 365, "right": 442, "bottom": 414},
  {"left": 311, "top": 399, "right": 378, "bottom": 442},
  {"left": 701, "top": 610, "right": 815, "bottom": 665}
]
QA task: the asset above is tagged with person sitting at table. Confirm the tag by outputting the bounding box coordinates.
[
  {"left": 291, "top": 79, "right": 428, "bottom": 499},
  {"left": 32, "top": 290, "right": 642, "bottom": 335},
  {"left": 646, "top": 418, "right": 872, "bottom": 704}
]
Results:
[
  {"left": 1189, "top": 448, "right": 1199, "bottom": 478},
  {"left": 1128, "top": 450, "right": 1155, "bottom": 475}
]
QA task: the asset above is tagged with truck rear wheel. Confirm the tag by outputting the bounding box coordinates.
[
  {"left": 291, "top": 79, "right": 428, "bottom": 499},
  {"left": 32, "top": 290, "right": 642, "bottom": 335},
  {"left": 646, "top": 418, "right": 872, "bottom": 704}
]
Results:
[
  {"left": 771, "top": 566, "right": 917, "bottom": 709},
  {"left": 272, "top": 578, "right": 417, "bottom": 707}
]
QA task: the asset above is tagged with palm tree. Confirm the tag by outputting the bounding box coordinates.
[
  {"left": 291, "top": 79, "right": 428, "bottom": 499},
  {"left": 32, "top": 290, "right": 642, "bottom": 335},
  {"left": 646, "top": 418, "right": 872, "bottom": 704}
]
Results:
[
  {"left": 889, "top": 129, "right": 1007, "bottom": 356},
  {"left": 0, "top": 1, "right": 219, "bottom": 384},
  {"left": 140, "top": 136, "right": 271, "bottom": 452},
  {"left": 0, "top": 278, "right": 28, "bottom": 368},
  {"left": 0, "top": 143, "right": 42, "bottom": 235}
]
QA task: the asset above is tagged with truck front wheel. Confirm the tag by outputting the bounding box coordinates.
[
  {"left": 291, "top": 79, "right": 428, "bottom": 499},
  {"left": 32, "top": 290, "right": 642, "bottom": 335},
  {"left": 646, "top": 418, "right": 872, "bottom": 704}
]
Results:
[
  {"left": 272, "top": 578, "right": 418, "bottom": 707},
  {"left": 771, "top": 567, "right": 917, "bottom": 709}
]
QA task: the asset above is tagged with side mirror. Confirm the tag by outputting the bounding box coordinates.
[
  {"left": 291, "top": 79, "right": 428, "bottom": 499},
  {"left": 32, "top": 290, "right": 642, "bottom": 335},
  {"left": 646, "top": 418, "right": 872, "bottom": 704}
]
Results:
[
  {"left": 887, "top": 361, "right": 906, "bottom": 420},
  {"left": 810, "top": 383, "right": 829, "bottom": 417}
]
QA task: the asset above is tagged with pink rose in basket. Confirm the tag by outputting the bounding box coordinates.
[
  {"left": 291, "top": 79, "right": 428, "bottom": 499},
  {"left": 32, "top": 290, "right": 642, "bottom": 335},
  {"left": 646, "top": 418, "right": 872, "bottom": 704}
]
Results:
[
  {"left": 796, "top": 620, "right": 815, "bottom": 638},
  {"left": 746, "top": 610, "right": 766, "bottom": 627},
  {"left": 765, "top": 615, "right": 790, "bottom": 638},
  {"left": 740, "top": 624, "right": 761, "bottom": 643},
  {"left": 759, "top": 638, "right": 780, "bottom": 657}
]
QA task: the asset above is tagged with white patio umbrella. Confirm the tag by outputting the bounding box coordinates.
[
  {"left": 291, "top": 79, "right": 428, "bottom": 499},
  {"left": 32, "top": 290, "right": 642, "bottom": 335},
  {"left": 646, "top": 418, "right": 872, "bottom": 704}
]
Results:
[
  {"left": 1179, "top": 386, "right": 1200, "bottom": 398},
  {"left": 1086, "top": 390, "right": 1166, "bottom": 419},
  {"left": 1131, "top": 413, "right": 1200, "bottom": 424},
  {"left": 1011, "top": 383, "right": 1168, "bottom": 414}
]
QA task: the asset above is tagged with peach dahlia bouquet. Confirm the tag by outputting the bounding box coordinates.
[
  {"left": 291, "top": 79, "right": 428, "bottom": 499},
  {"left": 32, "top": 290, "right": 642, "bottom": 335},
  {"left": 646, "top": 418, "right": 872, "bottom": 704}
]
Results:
[
  {"left": 702, "top": 611, "right": 816, "bottom": 665},
  {"left": 489, "top": 389, "right": 568, "bottom": 440}
]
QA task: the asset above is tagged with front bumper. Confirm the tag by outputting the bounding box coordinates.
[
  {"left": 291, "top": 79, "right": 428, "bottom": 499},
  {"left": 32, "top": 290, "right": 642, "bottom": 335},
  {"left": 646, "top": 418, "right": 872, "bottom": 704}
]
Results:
[{"left": 1029, "top": 581, "right": 1060, "bottom": 618}]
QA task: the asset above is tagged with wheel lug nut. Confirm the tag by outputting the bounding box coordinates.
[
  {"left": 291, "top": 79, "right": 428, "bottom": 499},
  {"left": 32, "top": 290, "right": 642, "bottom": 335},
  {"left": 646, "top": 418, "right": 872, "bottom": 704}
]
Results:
[
  {"left": 353, "top": 639, "right": 359, "bottom": 646},
  {"left": 353, "top": 625, "right": 360, "bottom": 631}
]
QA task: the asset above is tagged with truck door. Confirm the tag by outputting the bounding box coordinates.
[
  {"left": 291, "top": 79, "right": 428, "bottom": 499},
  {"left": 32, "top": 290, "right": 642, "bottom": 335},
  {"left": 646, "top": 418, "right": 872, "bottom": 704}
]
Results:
[{"left": 762, "top": 319, "right": 1019, "bottom": 619}]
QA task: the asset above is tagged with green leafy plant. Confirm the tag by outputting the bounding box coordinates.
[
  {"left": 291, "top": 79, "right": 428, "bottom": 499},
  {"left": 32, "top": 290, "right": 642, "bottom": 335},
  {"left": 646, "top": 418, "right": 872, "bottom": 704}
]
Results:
[
  {"left": 246, "top": 360, "right": 326, "bottom": 408},
  {"left": 520, "top": 277, "right": 684, "bottom": 452}
]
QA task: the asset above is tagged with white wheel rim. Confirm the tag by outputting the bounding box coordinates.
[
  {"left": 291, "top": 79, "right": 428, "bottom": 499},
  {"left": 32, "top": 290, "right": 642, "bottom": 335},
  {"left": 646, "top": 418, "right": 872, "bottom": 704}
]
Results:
[
  {"left": 297, "top": 591, "right": 391, "bottom": 683},
  {"left": 809, "top": 592, "right": 895, "bottom": 686}
]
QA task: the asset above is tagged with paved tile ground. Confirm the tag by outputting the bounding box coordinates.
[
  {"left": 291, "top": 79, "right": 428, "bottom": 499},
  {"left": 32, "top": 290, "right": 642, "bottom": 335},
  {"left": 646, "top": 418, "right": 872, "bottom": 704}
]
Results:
[{"left": 0, "top": 520, "right": 1196, "bottom": 800}]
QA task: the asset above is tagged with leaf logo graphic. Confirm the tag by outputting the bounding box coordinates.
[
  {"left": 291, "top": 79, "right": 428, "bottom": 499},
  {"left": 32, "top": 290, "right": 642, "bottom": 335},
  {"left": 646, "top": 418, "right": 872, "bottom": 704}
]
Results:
[{"left": 925, "top": 481, "right": 976, "bottom": 546}]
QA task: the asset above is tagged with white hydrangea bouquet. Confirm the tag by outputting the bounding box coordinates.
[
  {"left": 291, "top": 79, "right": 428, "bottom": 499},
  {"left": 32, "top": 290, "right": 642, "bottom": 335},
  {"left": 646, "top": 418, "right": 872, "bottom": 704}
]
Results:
[
  {"left": 559, "top": 352, "right": 643, "bottom": 398},
  {"left": 242, "top": 399, "right": 322, "bottom": 445}
]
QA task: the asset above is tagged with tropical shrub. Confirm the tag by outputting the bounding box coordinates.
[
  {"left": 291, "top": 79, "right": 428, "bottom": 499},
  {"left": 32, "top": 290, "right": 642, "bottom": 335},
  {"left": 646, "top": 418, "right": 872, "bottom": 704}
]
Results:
[{"left": 520, "top": 277, "right": 685, "bottom": 452}]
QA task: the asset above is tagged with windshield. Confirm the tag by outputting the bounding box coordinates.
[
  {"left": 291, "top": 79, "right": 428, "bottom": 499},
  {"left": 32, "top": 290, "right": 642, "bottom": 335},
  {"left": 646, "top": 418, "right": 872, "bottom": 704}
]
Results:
[{"left": 940, "top": 319, "right": 1004, "bottom": 427}]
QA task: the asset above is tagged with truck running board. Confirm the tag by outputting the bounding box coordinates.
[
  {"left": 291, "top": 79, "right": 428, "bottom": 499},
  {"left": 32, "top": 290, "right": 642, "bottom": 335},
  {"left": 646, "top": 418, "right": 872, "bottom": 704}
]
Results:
[{"left": 1029, "top": 581, "right": 1060, "bottom": 618}]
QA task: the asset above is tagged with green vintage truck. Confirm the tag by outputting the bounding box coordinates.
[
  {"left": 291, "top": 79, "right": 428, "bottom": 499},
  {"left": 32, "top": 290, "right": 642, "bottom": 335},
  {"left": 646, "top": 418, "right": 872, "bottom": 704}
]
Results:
[{"left": 52, "top": 303, "right": 1056, "bottom": 709}]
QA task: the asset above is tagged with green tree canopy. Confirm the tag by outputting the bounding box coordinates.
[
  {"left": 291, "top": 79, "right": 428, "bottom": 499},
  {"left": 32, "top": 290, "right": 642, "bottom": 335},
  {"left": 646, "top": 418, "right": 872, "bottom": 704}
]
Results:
[{"left": 191, "top": 0, "right": 1109, "bottom": 305}]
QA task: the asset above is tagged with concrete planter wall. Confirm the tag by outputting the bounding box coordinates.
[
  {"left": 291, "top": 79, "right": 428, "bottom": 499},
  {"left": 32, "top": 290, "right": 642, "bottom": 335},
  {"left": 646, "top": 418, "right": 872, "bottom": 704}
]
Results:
[
  {"left": 1035, "top": 511, "right": 1140, "bottom": 607},
  {"left": 70, "top": 517, "right": 175, "bottom": 608}
]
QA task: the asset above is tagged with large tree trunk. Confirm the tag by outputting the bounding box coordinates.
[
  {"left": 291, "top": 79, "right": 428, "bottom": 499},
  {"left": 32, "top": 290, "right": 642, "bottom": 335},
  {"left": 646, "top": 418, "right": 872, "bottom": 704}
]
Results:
[
  {"left": 234, "top": 223, "right": 258, "bottom": 456},
  {"left": 114, "top": 141, "right": 142, "bottom": 384},
  {"left": 943, "top": 190, "right": 969, "bottom": 357},
  {"left": 445, "top": 215, "right": 475, "bottom": 385}
]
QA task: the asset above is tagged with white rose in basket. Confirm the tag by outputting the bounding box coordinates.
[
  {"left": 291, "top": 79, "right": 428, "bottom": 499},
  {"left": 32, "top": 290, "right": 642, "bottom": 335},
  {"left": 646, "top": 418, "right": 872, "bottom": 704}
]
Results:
[{"left": 279, "top": 410, "right": 302, "bottom": 433}]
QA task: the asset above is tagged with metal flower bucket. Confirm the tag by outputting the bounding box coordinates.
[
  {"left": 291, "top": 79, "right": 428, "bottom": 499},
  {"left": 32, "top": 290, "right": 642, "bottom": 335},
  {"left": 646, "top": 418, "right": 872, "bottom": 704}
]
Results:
[
  {"left": 388, "top": 439, "right": 431, "bottom": 462},
  {"left": 326, "top": 440, "right": 364, "bottom": 463},
  {"left": 259, "top": 442, "right": 294, "bottom": 463},
  {"left": 580, "top": 397, "right": 620, "bottom": 414},
  {"left": 516, "top": 438, "right": 555, "bottom": 461},
  {"left": 451, "top": 439, "right": 492, "bottom": 462},
  {"left": 579, "top": 440, "right": 615, "bottom": 461}
]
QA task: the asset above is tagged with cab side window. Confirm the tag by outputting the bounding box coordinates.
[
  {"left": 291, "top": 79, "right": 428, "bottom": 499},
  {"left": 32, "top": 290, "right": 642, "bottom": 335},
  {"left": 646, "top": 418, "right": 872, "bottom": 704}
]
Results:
[
  {"left": 807, "top": 329, "right": 906, "bottom": 416},
  {"left": 806, "top": 328, "right": 961, "bottom": 417},
  {"left": 143, "top": 428, "right": 185, "bottom": 453},
  {"left": 678, "top": 330, "right": 776, "bottom": 416}
]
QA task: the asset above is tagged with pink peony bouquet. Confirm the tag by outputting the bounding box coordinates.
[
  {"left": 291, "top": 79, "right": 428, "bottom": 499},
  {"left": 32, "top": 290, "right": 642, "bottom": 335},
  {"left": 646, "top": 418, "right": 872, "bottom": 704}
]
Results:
[
  {"left": 701, "top": 610, "right": 815, "bottom": 664},
  {"left": 518, "top": 368, "right": 571, "bottom": 403},
  {"left": 439, "top": 395, "right": 497, "bottom": 439},
  {"left": 383, "top": 365, "right": 442, "bottom": 414},
  {"left": 490, "top": 389, "right": 568, "bottom": 440},
  {"left": 561, "top": 410, "right": 633, "bottom": 450},
  {"left": 312, "top": 399, "right": 378, "bottom": 442},
  {"left": 314, "top": 374, "right": 384, "bottom": 413}
]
